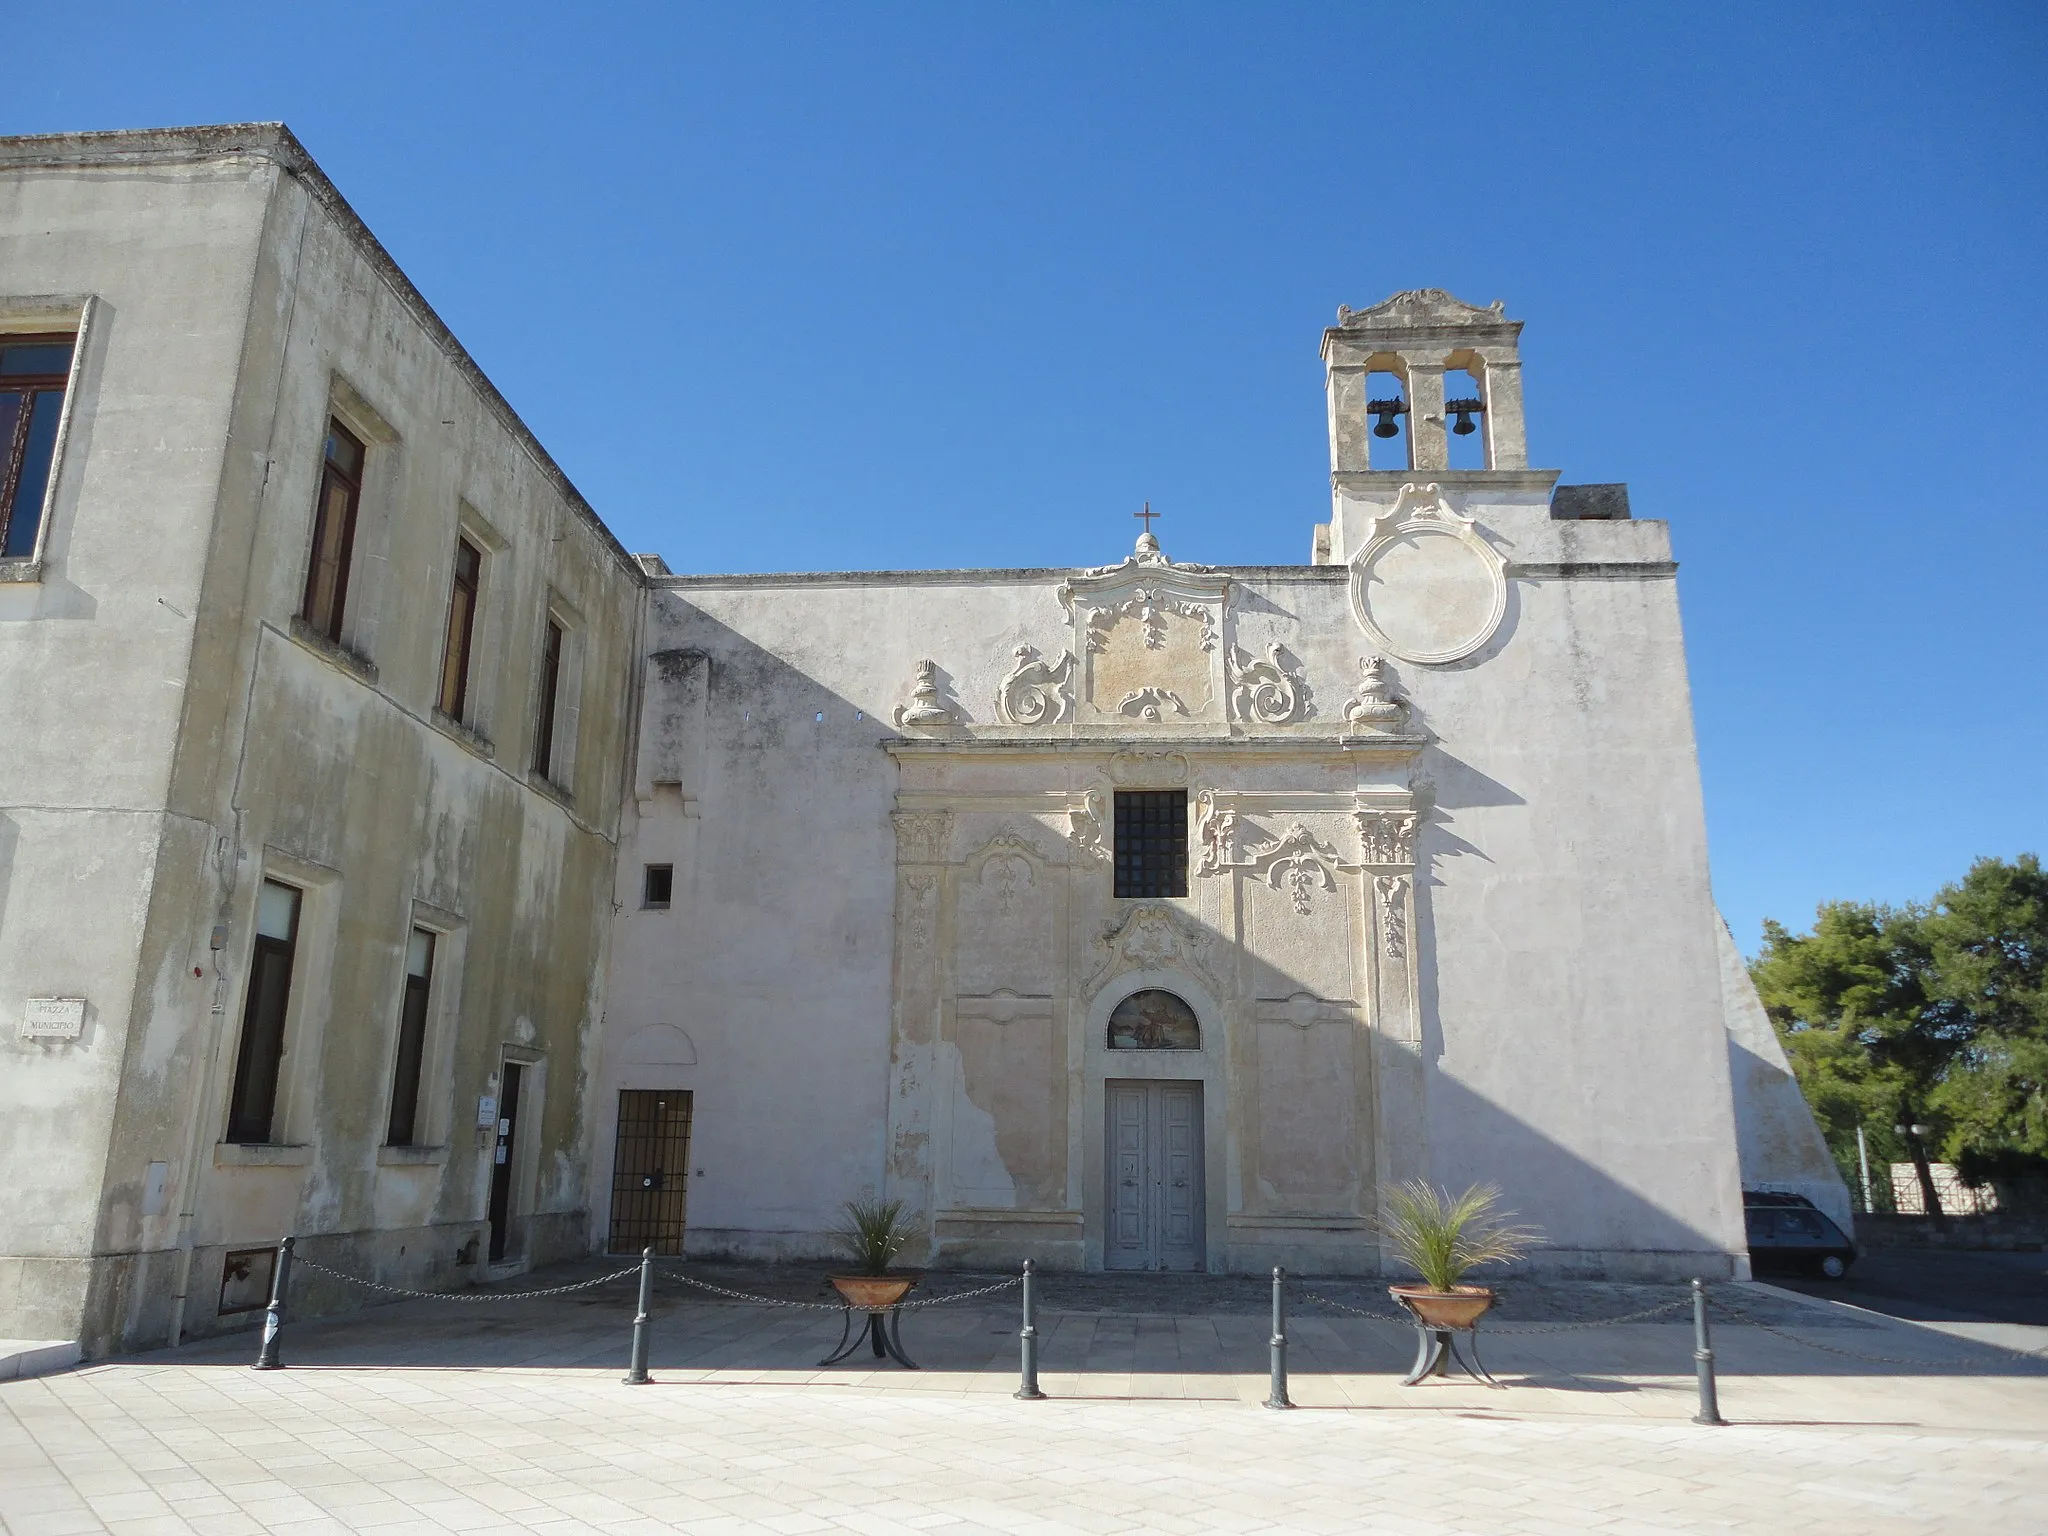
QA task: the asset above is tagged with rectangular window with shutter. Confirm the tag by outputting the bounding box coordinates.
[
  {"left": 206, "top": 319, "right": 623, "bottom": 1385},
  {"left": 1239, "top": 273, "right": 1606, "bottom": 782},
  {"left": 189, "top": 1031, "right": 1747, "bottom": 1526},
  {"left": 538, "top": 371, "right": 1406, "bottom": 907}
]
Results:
[
  {"left": 532, "top": 616, "right": 564, "bottom": 779},
  {"left": 301, "top": 420, "right": 365, "bottom": 641},
  {"left": 1113, "top": 790, "right": 1189, "bottom": 898},
  {"left": 438, "top": 537, "right": 483, "bottom": 719},
  {"left": 386, "top": 928, "right": 436, "bottom": 1147},
  {"left": 226, "top": 881, "right": 302, "bottom": 1144},
  {"left": 0, "top": 334, "right": 75, "bottom": 560}
]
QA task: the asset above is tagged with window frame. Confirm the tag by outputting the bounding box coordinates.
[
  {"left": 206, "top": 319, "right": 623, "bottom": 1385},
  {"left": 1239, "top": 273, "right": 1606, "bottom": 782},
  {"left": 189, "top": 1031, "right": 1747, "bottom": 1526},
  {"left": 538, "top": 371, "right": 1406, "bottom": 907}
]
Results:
[
  {"left": 385, "top": 927, "right": 438, "bottom": 1148},
  {"left": 1112, "top": 790, "right": 1190, "bottom": 899},
  {"left": 437, "top": 536, "right": 484, "bottom": 721},
  {"left": 301, "top": 417, "right": 367, "bottom": 643},
  {"left": 532, "top": 615, "right": 565, "bottom": 780},
  {"left": 643, "top": 863, "right": 675, "bottom": 910},
  {"left": 225, "top": 880, "right": 304, "bottom": 1145},
  {"left": 0, "top": 330, "right": 80, "bottom": 566}
]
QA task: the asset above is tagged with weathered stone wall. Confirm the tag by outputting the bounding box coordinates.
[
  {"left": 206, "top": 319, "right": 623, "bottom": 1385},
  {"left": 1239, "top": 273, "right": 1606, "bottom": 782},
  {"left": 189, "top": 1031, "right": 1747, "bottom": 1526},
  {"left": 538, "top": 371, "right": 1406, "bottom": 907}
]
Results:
[
  {"left": 605, "top": 498, "right": 1756, "bottom": 1280},
  {"left": 0, "top": 128, "right": 640, "bottom": 1354}
]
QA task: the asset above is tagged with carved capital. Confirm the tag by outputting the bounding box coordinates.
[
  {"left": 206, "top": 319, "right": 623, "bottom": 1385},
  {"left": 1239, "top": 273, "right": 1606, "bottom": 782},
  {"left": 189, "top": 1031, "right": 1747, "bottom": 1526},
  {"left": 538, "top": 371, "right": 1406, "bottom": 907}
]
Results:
[
  {"left": 892, "top": 811, "right": 951, "bottom": 866},
  {"left": 1355, "top": 808, "right": 1419, "bottom": 867}
]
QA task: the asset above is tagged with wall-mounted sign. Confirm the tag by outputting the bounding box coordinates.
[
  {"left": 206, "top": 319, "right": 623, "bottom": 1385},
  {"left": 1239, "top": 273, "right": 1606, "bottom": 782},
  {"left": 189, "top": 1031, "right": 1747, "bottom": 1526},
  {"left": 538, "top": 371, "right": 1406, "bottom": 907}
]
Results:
[
  {"left": 476, "top": 1095, "right": 498, "bottom": 1128},
  {"left": 21, "top": 997, "right": 86, "bottom": 1039}
]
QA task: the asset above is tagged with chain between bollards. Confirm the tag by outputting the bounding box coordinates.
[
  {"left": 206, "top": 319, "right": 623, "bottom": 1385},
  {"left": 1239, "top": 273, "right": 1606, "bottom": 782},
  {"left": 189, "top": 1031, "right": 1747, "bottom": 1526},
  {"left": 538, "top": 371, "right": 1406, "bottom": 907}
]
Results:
[
  {"left": 1015, "top": 1258, "right": 1045, "bottom": 1400},
  {"left": 252, "top": 1235, "right": 295, "bottom": 1370},
  {"left": 1266, "top": 1266, "right": 1292, "bottom": 1409},
  {"left": 623, "top": 1247, "right": 654, "bottom": 1385},
  {"left": 1691, "top": 1277, "right": 1724, "bottom": 1425}
]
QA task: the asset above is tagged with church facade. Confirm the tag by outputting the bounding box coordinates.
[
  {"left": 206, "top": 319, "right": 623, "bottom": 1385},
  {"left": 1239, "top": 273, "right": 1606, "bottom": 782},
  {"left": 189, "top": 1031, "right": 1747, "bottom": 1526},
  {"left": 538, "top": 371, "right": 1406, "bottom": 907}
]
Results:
[
  {"left": 0, "top": 125, "right": 1844, "bottom": 1357},
  {"left": 602, "top": 290, "right": 1817, "bottom": 1282}
]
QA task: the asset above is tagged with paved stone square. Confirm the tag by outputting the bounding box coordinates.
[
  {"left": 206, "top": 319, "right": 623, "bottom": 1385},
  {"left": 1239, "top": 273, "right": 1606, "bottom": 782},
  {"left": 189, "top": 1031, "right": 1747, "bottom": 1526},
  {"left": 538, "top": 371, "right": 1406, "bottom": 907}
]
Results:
[{"left": 4, "top": 1264, "right": 2046, "bottom": 1534}]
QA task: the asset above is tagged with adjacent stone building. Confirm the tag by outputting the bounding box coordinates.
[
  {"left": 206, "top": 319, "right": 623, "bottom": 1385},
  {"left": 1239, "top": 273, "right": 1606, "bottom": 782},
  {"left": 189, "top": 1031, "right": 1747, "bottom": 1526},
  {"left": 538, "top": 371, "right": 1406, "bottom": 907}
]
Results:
[
  {"left": 0, "top": 126, "right": 641, "bottom": 1355},
  {"left": 0, "top": 124, "right": 1846, "bottom": 1357}
]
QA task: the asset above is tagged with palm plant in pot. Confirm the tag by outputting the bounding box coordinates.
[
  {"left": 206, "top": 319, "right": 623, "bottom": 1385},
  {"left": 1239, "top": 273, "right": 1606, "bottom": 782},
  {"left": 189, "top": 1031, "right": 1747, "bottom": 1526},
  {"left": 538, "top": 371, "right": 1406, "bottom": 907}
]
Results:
[
  {"left": 826, "top": 1196, "right": 922, "bottom": 1309},
  {"left": 1380, "top": 1180, "right": 1541, "bottom": 1328}
]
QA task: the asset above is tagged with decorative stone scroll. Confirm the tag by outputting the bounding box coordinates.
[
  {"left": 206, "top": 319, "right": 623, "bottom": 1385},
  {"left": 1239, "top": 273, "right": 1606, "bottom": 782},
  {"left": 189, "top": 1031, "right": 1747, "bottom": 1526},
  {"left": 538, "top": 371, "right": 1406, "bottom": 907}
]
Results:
[
  {"left": 1117, "top": 687, "right": 1188, "bottom": 722},
  {"left": 996, "top": 645, "right": 1075, "bottom": 726},
  {"left": 1349, "top": 482, "right": 1509, "bottom": 666},
  {"left": 1342, "top": 656, "right": 1411, "bottom": 734},
  {"left": 1244, "top": 823, "right": 1343, "bottom": 915},
  {"left": 1226, "top": 644, "right": 1310, "bottom": 726},
  {"left": 1083, "top": 903, "right": 1226, "bottom": 1001},
  {"left": 1194, "top": 789, "right": 1242, "bottom": 876},
  {"left": 1109, "top": 750, "right": 1190, "bottom": 786},
  {"left": 893, "top": 659, "right": 962, "bottom": 728},
  {"left": 1067, "top": 789, "right": 1109, "bottom": 863},
  {"left": 1355, "top": 809, "right": 1418, "bottom": 867},
  {"left": 1082, "top": 588, "right": 1218, "bottom": 655},
  {"left": 1374, "top": 875, "right": 1410, "bottom": 959}
]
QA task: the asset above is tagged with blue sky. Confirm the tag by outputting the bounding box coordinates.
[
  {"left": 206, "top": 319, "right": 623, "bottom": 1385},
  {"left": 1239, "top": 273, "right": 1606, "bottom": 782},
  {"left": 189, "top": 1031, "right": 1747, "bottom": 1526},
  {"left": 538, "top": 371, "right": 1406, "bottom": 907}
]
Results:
[{"left": 11, "top": 3, "right": 2044, "bottom": 951}]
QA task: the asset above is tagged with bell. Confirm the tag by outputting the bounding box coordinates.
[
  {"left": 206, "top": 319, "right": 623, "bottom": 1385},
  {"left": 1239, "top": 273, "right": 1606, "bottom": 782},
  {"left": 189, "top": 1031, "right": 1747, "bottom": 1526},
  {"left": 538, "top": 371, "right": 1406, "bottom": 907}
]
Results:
[
  {"left": 1368, "top": 396, "right": 1408, "bottom": 438},
  {"left": 1446, "top": 397, "right": 1485, "bottom": 436}
]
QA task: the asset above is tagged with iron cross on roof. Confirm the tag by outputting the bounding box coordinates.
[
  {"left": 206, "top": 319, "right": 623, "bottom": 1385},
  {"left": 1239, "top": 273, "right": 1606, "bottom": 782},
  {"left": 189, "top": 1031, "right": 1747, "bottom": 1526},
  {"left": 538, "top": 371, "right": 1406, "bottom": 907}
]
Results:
[{"left": 1134, "top": 502, "right": 1160, "bottom": 535}]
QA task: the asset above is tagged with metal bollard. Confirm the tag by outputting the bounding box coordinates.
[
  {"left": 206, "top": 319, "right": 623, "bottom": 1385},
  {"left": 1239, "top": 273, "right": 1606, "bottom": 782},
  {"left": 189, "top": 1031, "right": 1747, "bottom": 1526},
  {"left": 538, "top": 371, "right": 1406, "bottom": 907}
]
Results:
[
  {"left": 1691, "top": 1277, "right": 1725, "bottom": 1425},
  {"left": 252, "top": 1235, "right": 295, "bottom": 1370},
  {"left": 1015, "top": 1258, "right": 1045, "bottom": 1400},
  {"left": 624, "top": 1247, "right": 654, "bottom": 1385},
  {"left": 1266, "top": 1266, "right": 1292, "bottom": 1409}
]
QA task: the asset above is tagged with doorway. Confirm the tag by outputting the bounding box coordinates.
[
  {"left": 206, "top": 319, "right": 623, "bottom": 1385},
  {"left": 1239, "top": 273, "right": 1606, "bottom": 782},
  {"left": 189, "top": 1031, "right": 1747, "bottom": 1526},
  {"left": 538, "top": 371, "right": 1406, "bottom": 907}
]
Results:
[
  {"left": 487, "top": 1062, "right": 524, "bottom": 1263},
  {"left": 1105, "top": 1079, "right": 1205, "bottom": 1271},
  {"left": 608, "top": 1089, "right": 694, "bottom": 1255}
]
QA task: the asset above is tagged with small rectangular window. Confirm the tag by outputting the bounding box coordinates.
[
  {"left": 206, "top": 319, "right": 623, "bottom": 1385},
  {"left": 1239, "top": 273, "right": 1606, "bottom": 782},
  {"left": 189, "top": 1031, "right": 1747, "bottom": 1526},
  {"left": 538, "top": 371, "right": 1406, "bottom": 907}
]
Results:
[
  {"left": 0, "top": 334, "right": 75, "bottom": 560},
  {"left": 643, "top": 864, "right": 674, "bottom": 909},
  {"left": 301, "top": 419, "right": 366, "bottom": 642},
  {"left": 532, "top": 617, "right": 564, "bottom": 779},
  {"left": 227, "top": 880, "right": 302, "bottom": 1144},
  {"left": 1113, "top": 790, "right": 1189, "bottom": 899},
  {"left": 438, "top": 537, "right": 483, "bottom": 719},
  {"left": 386, "top": 928, "right": 436, "bottom": 1147}
]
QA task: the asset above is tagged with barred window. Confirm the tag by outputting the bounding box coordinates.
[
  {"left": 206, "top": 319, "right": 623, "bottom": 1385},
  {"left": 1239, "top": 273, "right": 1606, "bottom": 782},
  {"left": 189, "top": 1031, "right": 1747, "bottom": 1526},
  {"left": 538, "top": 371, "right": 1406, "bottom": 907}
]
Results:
[{"left": 1113, "top": 790, "right": 1188, "bottom": 898}]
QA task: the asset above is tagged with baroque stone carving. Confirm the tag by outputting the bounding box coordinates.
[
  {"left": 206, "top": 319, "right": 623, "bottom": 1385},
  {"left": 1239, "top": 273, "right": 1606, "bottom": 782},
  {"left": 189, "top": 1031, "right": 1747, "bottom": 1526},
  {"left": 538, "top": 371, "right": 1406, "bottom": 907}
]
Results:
[
  {"left": 956, "top": 988, "right": 1051, "bottom": 1026},
  {"left": 1067, "top": 789, "right": 1109, "bottom": 863},
  {"left": 1355, "top": 809, "right": 1419, "bottom": 867},
  {"left": 1343, "top": 655, "right": 1411, "bottom": 733},
  {"left": 1073, "top": 529, "right": 1216, "bottom": 580},
  {"left": 893, "top": 658, "right": 962, "bottom": 728},
  {"left": 1117, "top": 687, "right": 1188, "bottom": 722},
  {"left": 1349, "top": 483, "right": 1509, "bottom": 666},
  {"left": 1108, "top": 750, "right": 1190, "bottom": 786},
  {"left": 1245, "top": 823, "right": 1342, "bottom": 915},
  {"left": 1226, "top": 643, "right": 1310, "bottom": 726},
  {"left": 996, "top": 645, "right": 1075, "bottom": 726},
  {"left": 1194, "top": 789, "right": 1243, "bottom": 876},
  {"left": 903, "top": 872, "right": 938, "bottom": 947},
  {"left": 892, "top": 811, "right": 950, "bottom": 865},
  {"left": 1083, "top": 588, "right": 1218, "bottom": 654},
  {"left": 1375, "top": 874, "right": 1410, "bottom": 959},
  {"left": 1334, "top": 289, "right": 1506, "bottom": 329},
  {"left": 1084, "top": 903, "right": 1225, "bottom": 1000}
]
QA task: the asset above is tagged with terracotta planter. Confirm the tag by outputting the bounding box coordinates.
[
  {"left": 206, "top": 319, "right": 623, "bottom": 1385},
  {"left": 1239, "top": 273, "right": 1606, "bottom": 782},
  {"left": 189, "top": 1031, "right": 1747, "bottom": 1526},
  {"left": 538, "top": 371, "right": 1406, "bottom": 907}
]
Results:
[
  {"left": 829, "top": 1273, "right": 921, "bottom": 1309},
  {"left": 1389, "top": 1284, "right": 1496, "bottom": 1329}
]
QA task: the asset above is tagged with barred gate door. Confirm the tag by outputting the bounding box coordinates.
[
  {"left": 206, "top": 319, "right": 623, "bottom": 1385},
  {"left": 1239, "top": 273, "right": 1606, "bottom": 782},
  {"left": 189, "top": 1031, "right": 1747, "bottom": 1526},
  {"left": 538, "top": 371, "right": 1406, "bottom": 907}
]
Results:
[{"left": 608, "top": 1089, "right": 693, "bottom": 1255}]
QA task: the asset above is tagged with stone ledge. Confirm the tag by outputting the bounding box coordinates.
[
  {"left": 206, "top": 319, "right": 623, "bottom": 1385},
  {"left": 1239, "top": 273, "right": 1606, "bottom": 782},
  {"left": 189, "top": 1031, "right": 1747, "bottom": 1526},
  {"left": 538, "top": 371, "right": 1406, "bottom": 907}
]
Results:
[
  {"left": 429, "top": 709, "right": 496, "bottom": 760},
  {"left": 213, "top": 1142, "right": 313, "bottom": 1168},
  {"left": 376, "top": 1144, "right": 449, "bottom": 1167},
  {"left": 287, "top": 616, "right": 379, "bottom": 684},
  {"left": 0, "top": 556, "right": 43, "bottom": 584}
]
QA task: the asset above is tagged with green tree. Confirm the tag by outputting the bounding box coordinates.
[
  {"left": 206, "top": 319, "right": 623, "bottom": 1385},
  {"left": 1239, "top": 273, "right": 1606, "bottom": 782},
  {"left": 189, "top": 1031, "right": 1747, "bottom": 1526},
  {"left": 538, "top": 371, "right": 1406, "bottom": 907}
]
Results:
[
  {"left": 1751, "top": 854, "right": 2048, "bottom": 1213},
  {"left": 1749, "top": 901, "right": 1944, "bottom": 1212},
  {"left": 1920, "top": 855, "right": 2048, "bottom": 1171}
]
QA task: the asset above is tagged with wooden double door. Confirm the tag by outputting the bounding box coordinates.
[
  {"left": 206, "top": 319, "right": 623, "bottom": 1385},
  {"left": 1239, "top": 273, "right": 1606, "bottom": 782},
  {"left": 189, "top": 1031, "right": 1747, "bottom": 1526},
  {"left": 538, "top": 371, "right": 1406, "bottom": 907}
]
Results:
[{"left": 1105, "top": 1080, "right": 1206, "bottom": 1271}]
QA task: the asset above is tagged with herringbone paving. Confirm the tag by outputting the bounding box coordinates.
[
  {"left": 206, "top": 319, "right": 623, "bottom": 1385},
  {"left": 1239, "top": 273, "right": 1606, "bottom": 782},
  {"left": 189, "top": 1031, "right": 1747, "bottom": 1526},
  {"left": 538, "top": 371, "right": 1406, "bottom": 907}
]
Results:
[{"left": 3, "top": 1263, "right": 2044, "bottom": 1533}]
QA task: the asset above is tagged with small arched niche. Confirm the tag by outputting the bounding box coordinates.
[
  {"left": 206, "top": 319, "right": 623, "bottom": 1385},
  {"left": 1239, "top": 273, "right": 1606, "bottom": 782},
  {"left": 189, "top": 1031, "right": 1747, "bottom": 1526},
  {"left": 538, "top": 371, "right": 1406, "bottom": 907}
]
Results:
[{"left": 1107, "top": 989, "right": 1201, "bottom": 1052}]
